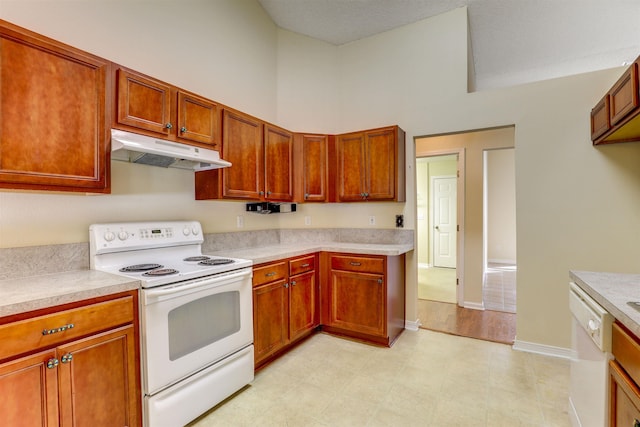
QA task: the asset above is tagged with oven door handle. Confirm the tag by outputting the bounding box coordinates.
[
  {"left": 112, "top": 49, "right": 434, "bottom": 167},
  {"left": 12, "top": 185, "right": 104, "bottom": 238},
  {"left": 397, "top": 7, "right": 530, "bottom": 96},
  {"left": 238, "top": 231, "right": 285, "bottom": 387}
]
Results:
[{"left": 144, "top": 269, "right": 252, "bottom": 299}]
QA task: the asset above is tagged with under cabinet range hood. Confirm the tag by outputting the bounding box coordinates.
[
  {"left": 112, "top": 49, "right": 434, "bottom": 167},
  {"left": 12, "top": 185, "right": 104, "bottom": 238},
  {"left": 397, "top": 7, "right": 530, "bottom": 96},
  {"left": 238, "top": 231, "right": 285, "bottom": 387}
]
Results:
[{"left": 110, "top": 129, "right": 231, "bottom": 171}]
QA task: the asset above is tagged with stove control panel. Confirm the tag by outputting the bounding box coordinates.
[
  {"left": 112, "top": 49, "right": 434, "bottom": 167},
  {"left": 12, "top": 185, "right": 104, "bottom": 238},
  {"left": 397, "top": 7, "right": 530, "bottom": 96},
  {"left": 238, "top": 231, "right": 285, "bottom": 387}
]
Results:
[{"left": 90, "top": 221, "right": 204, "bottom": 254}]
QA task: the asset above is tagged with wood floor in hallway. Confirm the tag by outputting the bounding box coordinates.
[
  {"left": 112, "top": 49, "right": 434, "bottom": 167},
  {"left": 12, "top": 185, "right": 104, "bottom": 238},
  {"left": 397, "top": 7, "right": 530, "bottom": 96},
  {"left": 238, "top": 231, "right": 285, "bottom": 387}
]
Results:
[{"left": 418, "top": 299, "right": 516, "bottom": 344}]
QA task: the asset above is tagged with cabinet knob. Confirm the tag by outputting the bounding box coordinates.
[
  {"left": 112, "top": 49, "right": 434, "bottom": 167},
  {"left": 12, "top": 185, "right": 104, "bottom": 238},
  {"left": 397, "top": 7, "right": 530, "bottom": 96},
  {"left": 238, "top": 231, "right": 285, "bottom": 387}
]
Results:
[
  {"left": 259, "top": 191, "right": 264, "bottom": 196},
  {"left": 284, "top": 283, "right": 289, "bottom": 288},
  {"left": 304, "top": 193, "right": 309, "bottom": 199},
  {"left": 377, "top": 278, "right": 383, "bottom": 284},
  {"left": 180, "top": 126, "right": 187, "bottom": 133},
  {"left": 267, "top": 191, "right": 272, "bottom": 196},
  {"left": 61, "top": 353, "right": 73, "bottom": 364},
  {"left": 46, "top": 358, "right": 59, "bottom": 369},
  {"left": 165, "top": 123, "right": 173, "bottom": 129},
  {"left": 291, "top": 280, "right": 297, "bottom": 286},
  {"left": 364, "top": 192, "right": 369, "bottom": 197}
]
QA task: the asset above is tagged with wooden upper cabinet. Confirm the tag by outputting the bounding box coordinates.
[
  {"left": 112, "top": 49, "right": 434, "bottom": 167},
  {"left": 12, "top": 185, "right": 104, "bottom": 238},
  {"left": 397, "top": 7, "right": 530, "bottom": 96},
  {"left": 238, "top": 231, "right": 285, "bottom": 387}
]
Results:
[
  {"left": 336, "top": 126, "right": 405, "bottom": 202},
  {"left": 610, "top": 63, "right": 639, "bottom": 126},
  {"left": 221, "top": 109, "right": 264, "bottom": 199},
  {"left": 264, "top": 124, "right": 293, "bottom": 201},
  {"left": 0, "top": 19, "right": 110, "bottom": 192},
  {"left": 294, "top": 133, "right": 331, "bottom": 203},
  {"left": 177, "top": 91, "right": 219, "bottom": 146},
  {"left": 114, "top": 66, "right": 220, "bottom": 148},
  {"left": 591, "top": 55, "right": 640, "bottom": 145}
]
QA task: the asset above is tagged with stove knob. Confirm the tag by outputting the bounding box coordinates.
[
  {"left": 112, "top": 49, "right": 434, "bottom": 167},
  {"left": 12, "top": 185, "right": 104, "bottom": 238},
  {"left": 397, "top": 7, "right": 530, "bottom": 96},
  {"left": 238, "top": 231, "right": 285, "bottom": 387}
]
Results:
[
  {"left": 191, "top": 226, "right": 200, "bottom": 236},
  {"left": 118, "top": 231, "right": 128, "bottom": 241},
  {"left": 183, "top": 227, "right": 191, "bottom": 236},
  {"left": 104, "top": 231, "right": 115, "bottom": 242}
]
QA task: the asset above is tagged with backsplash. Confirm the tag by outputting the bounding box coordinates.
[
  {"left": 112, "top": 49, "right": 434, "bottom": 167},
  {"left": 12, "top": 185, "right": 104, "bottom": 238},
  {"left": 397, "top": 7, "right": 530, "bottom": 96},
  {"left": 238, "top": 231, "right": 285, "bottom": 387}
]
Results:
[{"left": 1, "top": 228, "right": 414, "bottom": 280}]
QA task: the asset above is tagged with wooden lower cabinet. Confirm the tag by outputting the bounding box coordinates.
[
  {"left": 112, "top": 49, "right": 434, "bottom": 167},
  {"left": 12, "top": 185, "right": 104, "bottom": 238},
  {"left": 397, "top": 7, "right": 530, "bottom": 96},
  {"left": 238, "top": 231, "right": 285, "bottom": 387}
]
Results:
[
  {"left": 321, "top": 252, "right": 405, "bottom": 346},
  {"left": 253, "top": 255, "right": 318, "bottom": 368},
  {"left": 611, "top": 322, "right": 640, "bottom": 427},
  {"left": 0, "top": 292, "right": 141, "bottom": 427}
]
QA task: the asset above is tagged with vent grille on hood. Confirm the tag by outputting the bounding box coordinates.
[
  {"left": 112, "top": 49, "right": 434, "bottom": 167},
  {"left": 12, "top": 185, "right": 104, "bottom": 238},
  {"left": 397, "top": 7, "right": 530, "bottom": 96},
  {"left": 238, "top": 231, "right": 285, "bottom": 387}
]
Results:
[{"left": 110, "top": 129, "right": 231, "bottom": 171}]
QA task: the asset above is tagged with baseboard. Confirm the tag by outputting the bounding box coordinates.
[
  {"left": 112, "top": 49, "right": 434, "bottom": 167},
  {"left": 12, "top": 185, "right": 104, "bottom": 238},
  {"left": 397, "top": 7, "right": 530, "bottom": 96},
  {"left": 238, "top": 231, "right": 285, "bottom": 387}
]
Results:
[
  {"left": 512, "top": 339, "right": 572, "bottom": 359},
  {"left": 463, "top": 301, "right": 485, "bottom": 311},
  {"left": 488, "top": 259, "right": 516, "bottom": 266},
  {"left": 405, "top": 319, "right": 421, "bottom": 331},
  {"left": 418, "top": 263, "right": 431, "bottom": 269}
]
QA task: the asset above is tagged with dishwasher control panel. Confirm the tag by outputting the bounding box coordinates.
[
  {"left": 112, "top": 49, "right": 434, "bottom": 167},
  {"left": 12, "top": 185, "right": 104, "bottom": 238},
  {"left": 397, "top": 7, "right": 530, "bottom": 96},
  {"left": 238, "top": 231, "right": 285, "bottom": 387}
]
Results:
[{"left": 569, "top": 281, "right": 613, "bottom": 352}]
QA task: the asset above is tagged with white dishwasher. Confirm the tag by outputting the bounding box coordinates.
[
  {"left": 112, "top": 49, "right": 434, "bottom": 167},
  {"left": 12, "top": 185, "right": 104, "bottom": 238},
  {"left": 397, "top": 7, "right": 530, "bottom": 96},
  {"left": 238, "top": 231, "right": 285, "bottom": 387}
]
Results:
[{"left": 569, "top": 281, "right": 614, "bottom": 427}]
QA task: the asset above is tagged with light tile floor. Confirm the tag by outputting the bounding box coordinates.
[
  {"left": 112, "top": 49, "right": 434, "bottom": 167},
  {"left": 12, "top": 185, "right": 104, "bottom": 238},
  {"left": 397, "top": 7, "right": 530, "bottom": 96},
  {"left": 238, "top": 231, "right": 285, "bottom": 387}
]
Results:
[{"left": 189, "top": 330, "right": 570, "bottom": 427}]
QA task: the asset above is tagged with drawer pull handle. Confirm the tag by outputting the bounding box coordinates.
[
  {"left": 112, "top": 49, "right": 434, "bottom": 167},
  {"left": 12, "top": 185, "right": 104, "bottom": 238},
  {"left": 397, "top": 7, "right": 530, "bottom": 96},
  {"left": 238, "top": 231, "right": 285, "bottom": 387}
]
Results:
[
  {"left": 42, "top": 323, "right": 75, "bottom": 336},
  {"left": 265, "top": 272, "right": 276, "bottom": 277},
  {"left": 350, "top": 262, "right": 362, "bottom": 266},
  {"left": 46, "top": 358, "right": 59, "bottom": 369},
  {"left": 301, "top": 263, "right": 310, "bottom": 268},
  {"left": 61, "top": 354, "right": 73, "bottom": 364}
]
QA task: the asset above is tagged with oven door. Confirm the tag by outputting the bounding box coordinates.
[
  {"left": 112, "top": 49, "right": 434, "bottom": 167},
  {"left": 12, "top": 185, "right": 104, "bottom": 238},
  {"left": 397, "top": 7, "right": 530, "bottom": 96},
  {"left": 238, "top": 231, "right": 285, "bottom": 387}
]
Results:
[{"left": 141, "top": 268, "right": 253, "bottom": 395}]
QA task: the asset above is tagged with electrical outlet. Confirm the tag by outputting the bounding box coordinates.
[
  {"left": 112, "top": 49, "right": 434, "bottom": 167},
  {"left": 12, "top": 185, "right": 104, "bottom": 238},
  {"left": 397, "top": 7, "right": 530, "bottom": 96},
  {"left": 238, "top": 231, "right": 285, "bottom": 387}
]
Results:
[
  {"left": 236, "top": 215, "right": 244, "bottom": 228},
  {"left": 368, "top": 216, "right": 376, "bottom": 226},
  {"left": 304, "top": 216, "right": 312, "bottom": 226},
  {"left": 396, "top": 214, "right": 404, "bottom": 228}
]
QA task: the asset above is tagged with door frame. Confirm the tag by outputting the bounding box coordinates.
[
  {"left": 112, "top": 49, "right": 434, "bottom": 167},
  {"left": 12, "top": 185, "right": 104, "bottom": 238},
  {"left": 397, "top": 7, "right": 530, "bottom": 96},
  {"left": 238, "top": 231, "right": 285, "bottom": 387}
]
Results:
[{"left": 417, "top": 148, "right": 465, "bottom": 307}]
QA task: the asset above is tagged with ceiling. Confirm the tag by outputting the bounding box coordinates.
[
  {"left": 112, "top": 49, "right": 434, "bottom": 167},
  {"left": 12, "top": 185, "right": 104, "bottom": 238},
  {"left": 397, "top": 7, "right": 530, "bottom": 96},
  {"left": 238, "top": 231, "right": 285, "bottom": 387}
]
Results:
[{"left": 257, "top": 0, "right": 640, "bottom": 90}]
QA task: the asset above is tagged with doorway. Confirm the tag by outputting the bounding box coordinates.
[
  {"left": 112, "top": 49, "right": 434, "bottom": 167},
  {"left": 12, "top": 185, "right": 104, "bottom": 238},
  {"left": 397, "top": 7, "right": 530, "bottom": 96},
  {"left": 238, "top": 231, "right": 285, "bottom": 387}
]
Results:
[
  {"left": 415, "top": 126, "right": 516, "bottom": 343},
  {"left": 416, "top": 154, "right": 460, "bottom": 306}
]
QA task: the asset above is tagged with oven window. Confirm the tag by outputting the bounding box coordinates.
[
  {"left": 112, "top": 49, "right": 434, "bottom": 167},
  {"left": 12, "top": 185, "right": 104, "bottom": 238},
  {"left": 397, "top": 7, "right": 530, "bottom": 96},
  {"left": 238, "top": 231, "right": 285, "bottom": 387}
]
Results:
[{"left": 168, "top": 291, "right": 240, "bottom": 360}]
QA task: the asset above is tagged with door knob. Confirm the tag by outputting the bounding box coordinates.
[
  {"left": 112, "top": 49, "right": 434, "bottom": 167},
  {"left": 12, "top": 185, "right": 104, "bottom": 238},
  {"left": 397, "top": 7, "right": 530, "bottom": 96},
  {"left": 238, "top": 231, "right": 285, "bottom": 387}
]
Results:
[{"left": 435, "top": 225, "right": 440, "bottom": 230}]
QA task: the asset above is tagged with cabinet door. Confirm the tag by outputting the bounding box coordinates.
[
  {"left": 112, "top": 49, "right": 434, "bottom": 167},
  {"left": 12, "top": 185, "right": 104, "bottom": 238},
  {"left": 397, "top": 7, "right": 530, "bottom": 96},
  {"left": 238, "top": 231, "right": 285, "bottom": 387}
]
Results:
[
  {"left": 0, "top": 349, "right": 59, "bottom": 427},
  {"left": 336, "top": 132, "right": 366, "bottom": 201},
  {"left": 365, "top": 128, "right": 397, "bottom": 201},
  {"left": 116, "top": 67, "right": 174, "bottom": 136},
  {"left": 289, "top": 270, "right": 317, "bottom": 341},
  {"left": 57, "top": 325, "right": 140, "bottom": 427},
  {"left": 328, "top": 269, "right": 386, "bottom": 337},
  {"left": 264, "top": 124, "right": 293, "bottom": 201},
  {"left": 298, "top": 134, "right": 328, "bottom": 202},
  {"left": 609, "top": 63, "right": 639, "bottom": 126},
  {"left": 253, "top": 280, "right": 289, "bottom": 365},
  {"left": 177, "top": 90, "right": 220, "bottom": 147},
  {"left": 610, "top": 360, "right": 640, "bottom": 427},
  {"left": 222, "top": 110, "right": 264, "bottom": 200},
  {"left": 0, "top": 21, "right": 109, "bottom": 192}
]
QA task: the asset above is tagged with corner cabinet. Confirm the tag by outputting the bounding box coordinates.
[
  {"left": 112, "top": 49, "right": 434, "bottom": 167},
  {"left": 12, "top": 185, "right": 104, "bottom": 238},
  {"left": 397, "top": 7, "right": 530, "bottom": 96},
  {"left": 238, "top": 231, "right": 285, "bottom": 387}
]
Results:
[
  {"left": 252, "top": 255, "right": 318, "bottom": 369},
  {"left": 0, "top": 19, "right": 110, "bottom": 193},
  {"left": 293, "top": 133, "right": 332, "bottom": 202},
  {"left": 0, "top": 291, "right": 141, "bottom": 427},
  {"left": 591, "top": 56, "right": 640, "bottom": 145},
  {"left": 335, "top": 126, "right": 405, "bottom": 202},
  {"left": 320, "top": 252, "right": 405, "bottom": 346},
  {"left": 113, "top": 66, "right": 221, "bottom": 148}
]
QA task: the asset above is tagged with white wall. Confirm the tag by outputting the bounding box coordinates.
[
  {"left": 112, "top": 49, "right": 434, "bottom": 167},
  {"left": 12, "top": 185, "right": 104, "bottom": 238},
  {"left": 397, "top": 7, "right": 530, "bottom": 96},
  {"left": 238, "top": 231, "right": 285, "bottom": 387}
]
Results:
[{"left": 2, "top": 2, "right": 640, "bottom": 350}]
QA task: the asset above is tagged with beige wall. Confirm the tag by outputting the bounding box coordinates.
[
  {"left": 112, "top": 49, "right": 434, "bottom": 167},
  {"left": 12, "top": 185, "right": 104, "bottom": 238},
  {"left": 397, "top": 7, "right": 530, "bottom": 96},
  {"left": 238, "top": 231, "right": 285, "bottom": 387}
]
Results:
[
  {"left": 486, "top": 148, "right": 516, "bottom": 264},
  {"left": 2, "top": 2, "right": 640, "bottom": 350}
]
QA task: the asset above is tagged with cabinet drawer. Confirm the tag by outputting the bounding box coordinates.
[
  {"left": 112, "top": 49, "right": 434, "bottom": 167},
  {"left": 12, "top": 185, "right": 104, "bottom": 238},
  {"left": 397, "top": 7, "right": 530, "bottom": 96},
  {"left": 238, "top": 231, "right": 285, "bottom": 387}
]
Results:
[
  {"left": 290, "top": 255, "right": 315, "bottom": 276},
  {"left": 0, "top": 296, "right": 134, "bottom": 361},
  {"left": 331, "top": 255, "right": 384, "bottom": 274},
  {"left": 613, "top": 322, "right": 640, "bottom": 386},
  {"left": 253, "top": 261, "right": 288, "bottom": 287}
]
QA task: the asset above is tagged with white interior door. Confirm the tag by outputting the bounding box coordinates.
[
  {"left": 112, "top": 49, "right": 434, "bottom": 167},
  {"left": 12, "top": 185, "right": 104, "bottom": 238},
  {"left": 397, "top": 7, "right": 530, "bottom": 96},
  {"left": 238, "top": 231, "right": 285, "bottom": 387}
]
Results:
[{"left": 433, "top": 176, "right": 457, "bottom": 268}]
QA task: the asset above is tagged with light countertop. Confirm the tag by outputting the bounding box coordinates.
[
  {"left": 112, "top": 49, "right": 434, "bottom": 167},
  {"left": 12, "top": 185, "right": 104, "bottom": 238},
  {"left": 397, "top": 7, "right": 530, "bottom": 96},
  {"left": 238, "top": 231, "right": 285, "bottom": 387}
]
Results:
[
  {"left": 570, "top": 270, "right": 640, "bottom": 338},
  {"left": 1, "top": 242, "right": 412, "bottom": 317},
  {"left": 207, "top": 242, "right": 413, "bottom": 265},
  {"left": 0, "top": 270, "right": 139, "bottom": 317}
]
